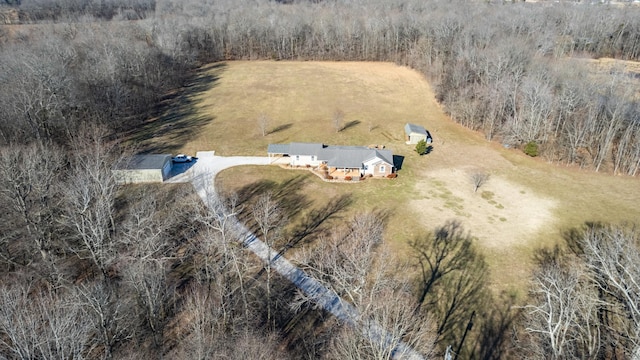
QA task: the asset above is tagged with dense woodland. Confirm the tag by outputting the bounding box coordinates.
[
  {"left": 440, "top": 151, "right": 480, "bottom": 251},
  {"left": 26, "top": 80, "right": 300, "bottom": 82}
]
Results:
[{"left": 1, "top": 0, "right": 640, "bottom": 359}]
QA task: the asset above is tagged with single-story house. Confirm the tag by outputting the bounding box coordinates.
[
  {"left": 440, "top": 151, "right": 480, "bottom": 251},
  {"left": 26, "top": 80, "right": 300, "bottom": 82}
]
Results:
[
  {"left": 405, "top": 123, "right": 432, "bottom": 144},
  {"left": 268, "top": 142, "right": 394, "bottom": 178},
  {"left": 113, "top": 154, "right": 173, "bottom": 184}
]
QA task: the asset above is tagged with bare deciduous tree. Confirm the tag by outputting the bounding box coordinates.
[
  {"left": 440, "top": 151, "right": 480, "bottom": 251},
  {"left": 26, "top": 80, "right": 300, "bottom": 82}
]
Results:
[
  {"left": 257, "top": 113, "right": 270, "bottom": 137},
  {"left": 172, "top": 283, "right": 286, "bottom": 360},
  {"left": 580, "top": 225, "right": 640, "bottom": 354},
  {"left": 0, "top": 283, "right": 94, "bottom": 359},
  {"left": 121, "top": 192, "right": 171, "bottom": 260},
  {"left": 523, "top": 261, "right": 599, "bottom": 360},
  {"left": 293, "top": 213, "right": 435, "bottom": 358},
  {"left": 0, "top": 142, "right": 65, "bottom": 265},
  {"left": 193, "top": 191, "right": 254, "bottom": 321},
  {"left": 327, "top": 283, "right": 436, "bottom": 360},
  {"left": 470, "top": 171, "right": 490, "bottom": 193},
  {"left": 175, "top": 284, "right": 223, "bottom": 359},
  {"left": 294, "top": 213, "right": 383, "bottom": 306},
  {"left": 124, "top": 259, "right": 172, "bottom": 350},
  {"left": 252, "top": 192, "right": 285, "bottom": 329},
  {"left": 63, "top": 126, "right": 121, "bottom": 277},
  {"left": 76, "top": 281, "right": 135, "bottom": 360}
]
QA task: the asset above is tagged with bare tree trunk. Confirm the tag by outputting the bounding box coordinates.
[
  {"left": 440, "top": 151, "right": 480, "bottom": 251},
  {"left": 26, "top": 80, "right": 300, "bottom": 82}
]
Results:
[{"left": 252, "top": 192, "right": 285, "bottom": 330}]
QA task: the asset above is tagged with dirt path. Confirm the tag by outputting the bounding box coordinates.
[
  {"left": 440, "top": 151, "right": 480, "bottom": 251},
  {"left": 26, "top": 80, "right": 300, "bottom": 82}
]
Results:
[{"left": 413, "top": 168, "right": 557, "bottom": 249}]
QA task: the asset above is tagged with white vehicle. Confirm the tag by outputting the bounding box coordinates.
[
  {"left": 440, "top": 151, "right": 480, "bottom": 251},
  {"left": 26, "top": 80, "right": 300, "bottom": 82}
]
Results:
[{"left": 172, "top": 154, "right": 194, "bottom": 163}]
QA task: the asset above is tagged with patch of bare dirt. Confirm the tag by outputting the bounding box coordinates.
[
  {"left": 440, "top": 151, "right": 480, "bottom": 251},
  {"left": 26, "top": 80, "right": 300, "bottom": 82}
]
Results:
[{"left": 411, "top": 168, "right": 557, "bottom": 250}]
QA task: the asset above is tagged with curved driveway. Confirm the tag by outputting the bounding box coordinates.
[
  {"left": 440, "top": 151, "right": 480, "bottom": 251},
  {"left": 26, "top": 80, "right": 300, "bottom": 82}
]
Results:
[{"left": 167, "top": 152, "right": 424, "bottom": 359}]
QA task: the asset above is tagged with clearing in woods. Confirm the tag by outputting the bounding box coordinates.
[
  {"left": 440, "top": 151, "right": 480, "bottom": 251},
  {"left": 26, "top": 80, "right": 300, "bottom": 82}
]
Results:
[{"left": 136, "top": 61, "right": 640, "bottom": 294}]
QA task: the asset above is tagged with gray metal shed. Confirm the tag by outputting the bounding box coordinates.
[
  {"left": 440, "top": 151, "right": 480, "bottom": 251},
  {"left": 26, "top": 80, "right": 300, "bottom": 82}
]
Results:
[{"left": 113, "top": 154, "right": 173, "bottom": 184}]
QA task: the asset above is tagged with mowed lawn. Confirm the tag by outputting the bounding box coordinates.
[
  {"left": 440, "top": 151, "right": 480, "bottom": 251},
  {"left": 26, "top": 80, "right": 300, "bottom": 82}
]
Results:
[{"left": 139, "top": 61, "right": 640, "bottom": 295}]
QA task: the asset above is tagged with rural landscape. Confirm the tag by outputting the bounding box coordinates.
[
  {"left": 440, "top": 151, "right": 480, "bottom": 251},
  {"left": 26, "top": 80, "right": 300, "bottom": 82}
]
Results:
[{"left": 1, "top": 0, "right": 640, "bottom": 359}]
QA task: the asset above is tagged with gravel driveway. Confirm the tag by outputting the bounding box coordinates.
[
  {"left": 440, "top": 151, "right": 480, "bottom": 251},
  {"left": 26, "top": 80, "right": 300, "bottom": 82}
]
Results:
[
  {"left": 165, "top": 152, "right": 273, "bottom": 184},
  {"left": 167, "top": 151, "right": 424, "bottom": 359}
]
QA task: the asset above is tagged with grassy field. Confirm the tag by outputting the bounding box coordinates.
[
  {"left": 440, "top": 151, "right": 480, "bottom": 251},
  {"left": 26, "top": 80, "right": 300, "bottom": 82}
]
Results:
[{"left": 133, "top": 61, "right": 640, "bottom": 295}]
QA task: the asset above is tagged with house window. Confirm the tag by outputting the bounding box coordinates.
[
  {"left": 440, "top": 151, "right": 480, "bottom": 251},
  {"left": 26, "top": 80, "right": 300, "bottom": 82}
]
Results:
[
  {"left": 380, "top": 165, "right": 385, "bottom": 173},
  {"left": 296, "top": 155, "right": 299, "bottom": 161},
  {"left": 311, "top": 156, "right": 315, "bottom": 161}
]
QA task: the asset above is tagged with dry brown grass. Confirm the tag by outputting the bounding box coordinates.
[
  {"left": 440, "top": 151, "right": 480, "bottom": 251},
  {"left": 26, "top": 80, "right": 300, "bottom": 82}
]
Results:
[
  {"left": 570, "top": 57, "right": 640, "bottom": 98},
  {"left": 174, "top": 61, "right": 434, "bottom": 156},
  {"left": 153, "top": 61, "right": 640, "bottom": 296}
]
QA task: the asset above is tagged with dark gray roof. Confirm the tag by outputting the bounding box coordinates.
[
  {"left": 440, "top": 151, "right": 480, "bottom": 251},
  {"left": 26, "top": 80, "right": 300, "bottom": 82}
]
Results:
[
  {"left": 289, "top": 142, "right": 325, "bottom": 156},
  {"left": 268, "top": 142, "right": 394, "bottom": 169},
  {"left": 267, "top": 143, "right": 290, "bottom": 154},
  {"left": 366, "top": 149, "right": 394, "bottom": 166},
  {"left": 405, "top": 123, "right": 427, "bottom": 136},
  {"left": 318, "top": 146, "right": 393, "bottom": 169},
  {"left": 119, "top": 154, "right": 171, "bottom": 170},
  {"left": 321, "top": 147, "right": 379, "bottom": 168}
]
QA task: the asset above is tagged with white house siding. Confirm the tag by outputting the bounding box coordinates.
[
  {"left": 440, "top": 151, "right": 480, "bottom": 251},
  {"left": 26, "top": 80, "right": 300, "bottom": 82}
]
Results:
[
  {"left": 291, "top": 154, "right": 322, "bottom": 167},
  {"left": 363, "top": 158, "right": 377, "bottom": 176},
  {"left": 407, "top": 132, "right": 427, "bottom": 144},
  {"left": 363, "top": 158, "right": 393, "bottom": 177}
]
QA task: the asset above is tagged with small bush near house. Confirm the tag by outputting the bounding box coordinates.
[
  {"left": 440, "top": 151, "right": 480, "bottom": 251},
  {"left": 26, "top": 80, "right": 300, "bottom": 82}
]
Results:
[
  {"left": 326, "top": 175, "right": 333, "bottom": 180},
  {"left": 387, "top": 173, "right": 397, "bottom": 178},
  {"left": 345, "top": 176, "right": 352, "bottom": 181},
  {"left": 415, "top": 139, "right": 428, "bottom": 155},
  {"left": 524, "top": 141, "right": 539, "bottom": 157}
]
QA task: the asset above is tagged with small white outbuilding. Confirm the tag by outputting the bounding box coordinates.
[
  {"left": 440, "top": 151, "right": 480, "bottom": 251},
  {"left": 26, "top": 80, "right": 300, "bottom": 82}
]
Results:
[{"left": 404, "top": 123, "right": 432, "bottom": 145}]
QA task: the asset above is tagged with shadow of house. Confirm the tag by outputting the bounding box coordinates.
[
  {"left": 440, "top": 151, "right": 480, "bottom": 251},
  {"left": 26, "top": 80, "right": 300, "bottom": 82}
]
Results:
[
  {"left": 167, "top": 158, "right": 198, "bottom": 179},
  {"left": 393, "top": 155, "right": 405, "bottom": 170}
]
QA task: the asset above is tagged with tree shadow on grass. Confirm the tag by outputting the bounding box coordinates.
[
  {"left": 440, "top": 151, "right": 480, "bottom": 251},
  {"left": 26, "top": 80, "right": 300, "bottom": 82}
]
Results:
[
  {"left": 234, "top": 174, "right": 353, "bottom": 280},
  {"left": 232, "top": 175, "right": 312, "bottom": 234},
  {"left": 122, "top": 63, "right": 227, "bottom": 154},
  {"left": 340, "top": 120, "right": 361, "bottom": 132},
  {"left": 425, "top": 145, "right": 434, "bottom": 155},
  {"left": 278, "top": 194, "right": 352, "bottom": 257},
  {"left": 467, "top": 293, "right": 521, "bottom": 359},
  {"left": 268, "top": 123, "right": 293, "bottom": 135}
]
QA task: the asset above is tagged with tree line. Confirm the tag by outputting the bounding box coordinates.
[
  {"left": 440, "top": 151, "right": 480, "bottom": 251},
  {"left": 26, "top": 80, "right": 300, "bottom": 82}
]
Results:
[
  {"left": 521, "top": 223, "right": 640, "bottom": 359},
  {"left": 1, "top": 0, "right": 154, "bottom": 21}
]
